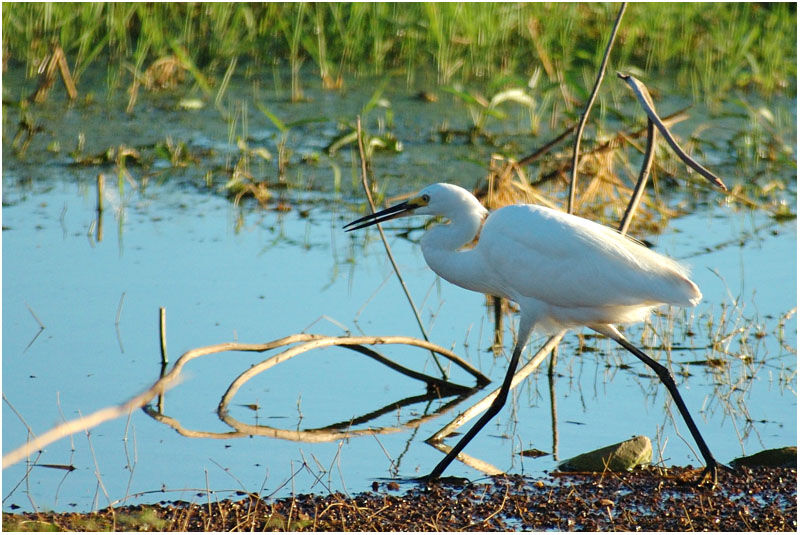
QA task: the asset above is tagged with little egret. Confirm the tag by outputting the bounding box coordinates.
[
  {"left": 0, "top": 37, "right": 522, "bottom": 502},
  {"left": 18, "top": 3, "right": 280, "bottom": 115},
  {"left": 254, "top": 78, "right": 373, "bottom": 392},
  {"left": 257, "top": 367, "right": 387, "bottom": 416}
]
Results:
[{"left": 345, "top": 183, "right": 720, "bottom": 483}]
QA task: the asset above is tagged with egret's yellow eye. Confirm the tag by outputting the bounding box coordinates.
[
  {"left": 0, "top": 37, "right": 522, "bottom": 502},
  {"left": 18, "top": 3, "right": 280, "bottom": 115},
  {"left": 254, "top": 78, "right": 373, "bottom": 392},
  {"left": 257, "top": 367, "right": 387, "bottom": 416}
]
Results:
[{"left": 421, "top": 194, "right": 430, "bottom": 203}]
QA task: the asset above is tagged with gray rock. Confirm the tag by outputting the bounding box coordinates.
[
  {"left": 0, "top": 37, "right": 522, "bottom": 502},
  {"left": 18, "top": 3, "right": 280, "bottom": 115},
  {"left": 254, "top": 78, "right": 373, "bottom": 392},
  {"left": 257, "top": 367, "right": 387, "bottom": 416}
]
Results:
[{"left": 558, "top": 435, "right": 652, "bottom": 472}]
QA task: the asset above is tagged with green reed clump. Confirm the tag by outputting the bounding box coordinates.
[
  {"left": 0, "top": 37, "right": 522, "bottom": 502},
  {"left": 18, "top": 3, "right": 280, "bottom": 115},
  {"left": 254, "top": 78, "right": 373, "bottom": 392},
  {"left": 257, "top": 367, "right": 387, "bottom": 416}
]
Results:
[{"left": 3, "top": 3, "right": 795, "bottom": 100}]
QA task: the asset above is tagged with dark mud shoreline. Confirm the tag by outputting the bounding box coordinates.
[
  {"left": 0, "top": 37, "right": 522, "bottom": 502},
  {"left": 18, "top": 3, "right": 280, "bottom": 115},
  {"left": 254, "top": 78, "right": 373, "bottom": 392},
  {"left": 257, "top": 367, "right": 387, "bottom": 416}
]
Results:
[{"left": 4, "top": 466, "right": 796, "bottom": 531}]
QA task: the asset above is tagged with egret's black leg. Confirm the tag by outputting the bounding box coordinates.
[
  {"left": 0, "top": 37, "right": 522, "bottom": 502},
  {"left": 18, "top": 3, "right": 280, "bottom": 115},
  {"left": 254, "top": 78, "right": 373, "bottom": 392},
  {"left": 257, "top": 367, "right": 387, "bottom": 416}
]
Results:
[
  {"left": 427, "top": 337, "right": 526, "bottom": 480},
  {"left": 605, "top": 329, "right": 720, "bottom": 485}
]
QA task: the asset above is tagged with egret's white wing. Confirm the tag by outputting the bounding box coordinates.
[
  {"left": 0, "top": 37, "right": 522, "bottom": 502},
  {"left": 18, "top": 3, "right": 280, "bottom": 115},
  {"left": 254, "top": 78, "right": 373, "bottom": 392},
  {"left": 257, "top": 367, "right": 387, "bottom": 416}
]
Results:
[{"left": 477, "top": 205, "right": 699, "bottom": 309}]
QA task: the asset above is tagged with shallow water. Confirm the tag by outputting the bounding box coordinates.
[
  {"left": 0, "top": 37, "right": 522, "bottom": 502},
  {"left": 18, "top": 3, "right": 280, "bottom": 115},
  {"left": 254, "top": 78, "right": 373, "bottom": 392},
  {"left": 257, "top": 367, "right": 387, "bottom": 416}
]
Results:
[{"left": 2, "top": 68, "right": 796, "bottom": 512}]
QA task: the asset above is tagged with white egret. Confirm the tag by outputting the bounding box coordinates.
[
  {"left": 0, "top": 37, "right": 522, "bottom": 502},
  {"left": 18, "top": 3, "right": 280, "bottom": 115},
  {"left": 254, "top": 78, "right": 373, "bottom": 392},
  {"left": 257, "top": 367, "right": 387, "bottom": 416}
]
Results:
[{"left": 345, "top": 183, "right": 720, "bottom": 483}]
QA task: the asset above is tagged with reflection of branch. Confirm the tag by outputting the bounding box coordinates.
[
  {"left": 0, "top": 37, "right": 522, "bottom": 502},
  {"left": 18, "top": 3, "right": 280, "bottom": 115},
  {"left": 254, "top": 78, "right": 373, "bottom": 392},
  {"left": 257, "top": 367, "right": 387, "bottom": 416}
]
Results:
[
  {"left": 424, "top": 332, "right": 566, "bottom": 474},
  {"left": 218, "top": 392, "right": 475, "bottom": 443},
  {"left": 143, "top": 407, "right": 244, "bottom": 439},
  {"left": 2, "top": 333, "right": 486, "bottom": 469},
  {"left": 345, "top": 345, "right": 474, "bottom": 396},
  {"left": 317, "top": 392, "right": 458, "bottom": 431}
]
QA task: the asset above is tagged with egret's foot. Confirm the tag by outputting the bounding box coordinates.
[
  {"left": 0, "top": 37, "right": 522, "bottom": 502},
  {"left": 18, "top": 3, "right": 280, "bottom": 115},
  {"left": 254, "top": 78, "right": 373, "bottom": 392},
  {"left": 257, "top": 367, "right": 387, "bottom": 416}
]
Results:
[
  {"left": 695, "top": 460, "right": 731, "bottom": 488},
  {"left": 696, "top": 465, "right": 717, "bottom": 487}
]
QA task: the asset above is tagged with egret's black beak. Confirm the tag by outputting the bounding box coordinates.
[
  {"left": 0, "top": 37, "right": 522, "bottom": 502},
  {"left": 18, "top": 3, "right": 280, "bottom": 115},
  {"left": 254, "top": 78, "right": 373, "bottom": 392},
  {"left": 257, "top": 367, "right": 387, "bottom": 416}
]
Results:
[{"left": 344, "top": 199, "right": 420, "bottom": 232}]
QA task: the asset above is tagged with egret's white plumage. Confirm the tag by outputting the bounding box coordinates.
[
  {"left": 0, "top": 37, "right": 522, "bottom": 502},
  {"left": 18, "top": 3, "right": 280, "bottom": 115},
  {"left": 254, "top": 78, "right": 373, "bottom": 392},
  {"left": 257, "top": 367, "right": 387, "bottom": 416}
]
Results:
[
  {"left": 409, "top": 183, "right": 700, "bottom": 334},
  {"left": 344, "top": 182, "right": 719, "bottom": 483}
]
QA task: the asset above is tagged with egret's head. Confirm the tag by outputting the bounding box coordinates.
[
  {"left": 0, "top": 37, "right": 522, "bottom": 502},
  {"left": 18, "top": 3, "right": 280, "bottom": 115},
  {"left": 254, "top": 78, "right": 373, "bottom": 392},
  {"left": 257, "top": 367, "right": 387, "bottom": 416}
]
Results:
[{"left": 343, "top": 183, "right": 483, "bottom": 232}]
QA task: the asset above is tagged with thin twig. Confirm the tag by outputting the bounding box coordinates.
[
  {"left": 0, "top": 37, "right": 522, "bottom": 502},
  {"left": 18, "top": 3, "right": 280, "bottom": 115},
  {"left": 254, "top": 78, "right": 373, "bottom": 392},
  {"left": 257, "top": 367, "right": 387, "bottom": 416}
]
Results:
[
  {"left": 23, "top": 303, "right": 46, "bottom": 353},
  {"left": 354, "top": 116, "right": 448, "bottom": 379},
  {"left": 115, "top": 291, "right": 126, "bottom": 354},
  {"left": 3, "top": 394, "right": 36, "bottom": 439},
  {"left": 159, "top": 307, "right": 168, "bottom": 365},
  {"left": 25, "top": 302, "right": 45, "bottom": 329},
  {"left": 518, "top": 122, "right": 578, "bottom": 167},
  {"left": 548, "top": 344, "right": 559, "bottom": 459},
  {"left": 568, "top": 2, "right": 627, "bottom": 214}
]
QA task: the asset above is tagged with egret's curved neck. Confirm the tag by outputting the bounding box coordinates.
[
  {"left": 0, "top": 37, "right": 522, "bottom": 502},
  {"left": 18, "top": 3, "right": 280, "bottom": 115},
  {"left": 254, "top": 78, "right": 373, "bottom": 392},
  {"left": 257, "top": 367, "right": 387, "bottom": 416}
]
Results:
[{"left": 420, "top": 206, "right": 491, "bottom": 294}]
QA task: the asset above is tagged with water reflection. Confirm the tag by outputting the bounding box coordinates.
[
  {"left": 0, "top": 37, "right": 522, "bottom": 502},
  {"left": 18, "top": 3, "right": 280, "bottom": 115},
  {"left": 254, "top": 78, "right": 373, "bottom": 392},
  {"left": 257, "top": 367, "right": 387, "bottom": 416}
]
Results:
[
  {"left": 141, "top": 334, "right": 486, "bottom": 444},
  {"left": 2, "top": 177, "right": 795, "bottom": 512}
]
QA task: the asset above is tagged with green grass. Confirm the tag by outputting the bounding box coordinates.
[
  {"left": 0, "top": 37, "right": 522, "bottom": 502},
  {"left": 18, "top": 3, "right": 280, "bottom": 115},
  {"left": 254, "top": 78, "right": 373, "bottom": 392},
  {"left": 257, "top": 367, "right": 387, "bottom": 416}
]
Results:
[{"left": 2, "top": 3, "right": 795, "bottom": 100}]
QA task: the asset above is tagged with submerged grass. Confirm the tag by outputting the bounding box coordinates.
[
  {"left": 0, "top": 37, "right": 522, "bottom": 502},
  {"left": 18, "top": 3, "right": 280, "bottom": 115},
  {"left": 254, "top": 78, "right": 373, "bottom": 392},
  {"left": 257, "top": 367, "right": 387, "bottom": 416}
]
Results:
[{"left": 3, "top": 3, "right": 796, "bottom": 100}]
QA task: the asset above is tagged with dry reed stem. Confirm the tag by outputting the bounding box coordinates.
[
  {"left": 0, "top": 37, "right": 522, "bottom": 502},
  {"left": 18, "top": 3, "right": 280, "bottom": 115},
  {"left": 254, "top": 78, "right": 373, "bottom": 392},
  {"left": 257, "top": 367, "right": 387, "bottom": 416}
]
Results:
[
  {"left": 30, "top": 43, "right": 77, "bottom": 103},
  {"left": 568, "top": 2, "right": 627, "bottom": 214},
  {"left": 354, "top": 116, "right": 447, "bottom": 379},
  {"left": 159, "top": 307, "right": 168, "bottom": 365}
]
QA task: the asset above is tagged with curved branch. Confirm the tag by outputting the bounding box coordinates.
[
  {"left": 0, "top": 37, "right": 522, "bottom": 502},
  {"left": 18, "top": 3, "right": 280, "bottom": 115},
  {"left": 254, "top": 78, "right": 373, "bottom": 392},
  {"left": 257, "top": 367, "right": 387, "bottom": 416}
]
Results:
[
  {"left": 3, "top": 334, "right": 486, "bottom": 469},
  {"left": 217, "top": 336, "right": 490, "bottom": 414},
  {"left": 619, "top": 119, "right": 656, "bottom": 235},
  {"left": 617, "top": 72, "right": 728, "bottom": 191}
]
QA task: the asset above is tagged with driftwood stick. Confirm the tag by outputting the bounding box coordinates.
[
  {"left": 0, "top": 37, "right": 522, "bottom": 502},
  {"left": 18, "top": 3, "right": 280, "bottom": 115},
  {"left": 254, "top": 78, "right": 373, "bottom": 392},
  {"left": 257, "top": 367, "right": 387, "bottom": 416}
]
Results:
[
  {"left": 2, "top": 373, "right": 177, "bottom": 469},
  {"left": 426, "top": 440, "right": 504, "bottom": 476},
  {"left": 218, "top": 335, "right": 490, "bottom": 415}
]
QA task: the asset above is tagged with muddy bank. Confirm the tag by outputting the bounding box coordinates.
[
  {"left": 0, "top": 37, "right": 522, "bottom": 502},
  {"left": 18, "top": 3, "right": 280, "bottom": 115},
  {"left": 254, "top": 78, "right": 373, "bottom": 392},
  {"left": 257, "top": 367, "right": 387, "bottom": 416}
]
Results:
[{"left": 4, "top": 466, "right": 795, "bottom": 531}]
